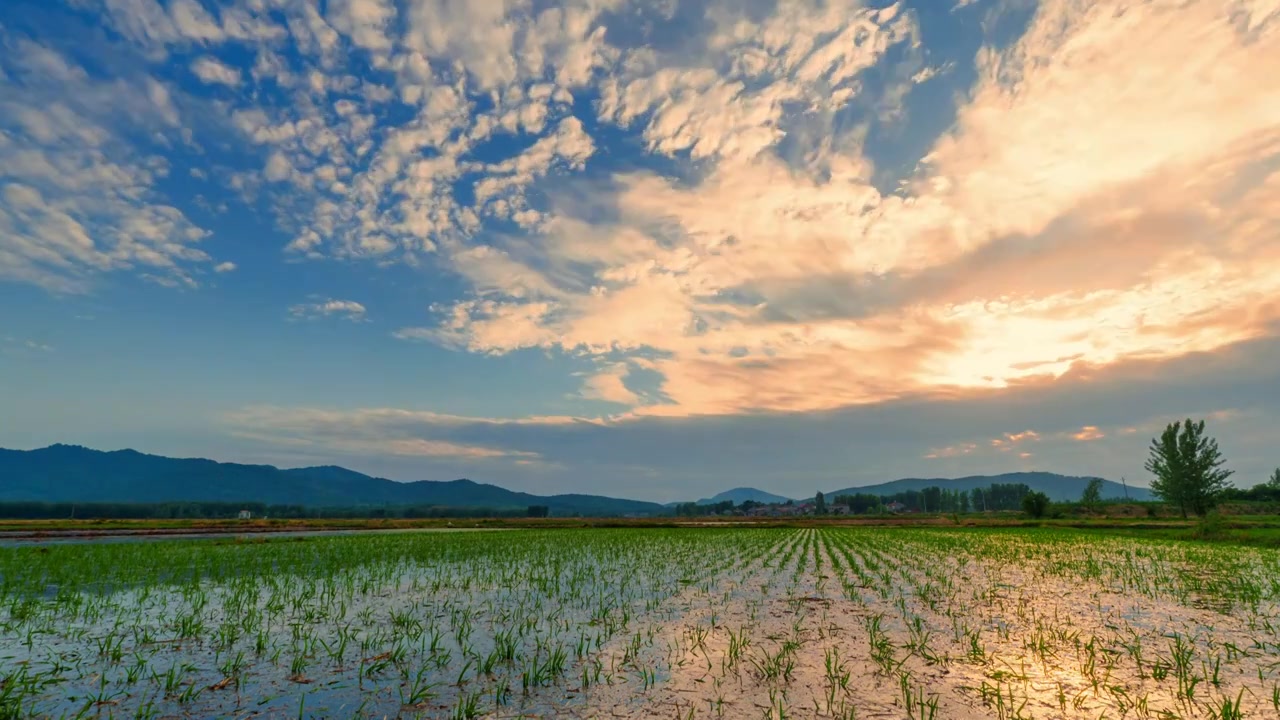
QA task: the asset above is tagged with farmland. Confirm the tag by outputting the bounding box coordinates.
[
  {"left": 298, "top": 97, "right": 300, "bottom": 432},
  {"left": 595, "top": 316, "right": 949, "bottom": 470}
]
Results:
[{"left": 2, "top": 528, "right": 1279, "bottom": 719}]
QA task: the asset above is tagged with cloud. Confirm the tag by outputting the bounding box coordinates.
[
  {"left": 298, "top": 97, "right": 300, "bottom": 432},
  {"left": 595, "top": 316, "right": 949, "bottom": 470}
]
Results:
[
  {"left": 225, "top": 405, "right": 548, "bottom": 462},
  {"left": 990, "top": 429, "right": 1039, "bottom": 451},
  {"left": 578, "top": 363, "right": 641, "bottom": 406},
  {"left": 924, "top": 442, "right": 978, "bottom": 460},
  {"left": 0, "top": 39, "right": 220, "bottom": 292},
  {"left": 405, "top": 0, "right": 1280, "bottom": 420},
  {"left": 213, "top": 261, "right": 237, "bottom": 273},
  {"left": 288, "top": 298, "right": 368, "bottom": 321},
  {"left": 190, "top": 56, "right": 241, "bottom": 86},
  {"left": 472, "top": 116, "right": 596, "bottom": 218},
  {"left": 1, "top": 336, "right": 54, "bottom": 354},
  {"left": 1071, "top": 426, "right": 1105, "bottom": 442}
]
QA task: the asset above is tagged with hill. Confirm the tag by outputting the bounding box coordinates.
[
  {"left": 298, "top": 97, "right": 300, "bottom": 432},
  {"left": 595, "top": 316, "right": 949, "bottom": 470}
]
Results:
[
  {"left": 823, "top": 472, "right": 1152, "bottom": 503},
  {"left": 0, "top": 445, "right": 664, "bottom": 517},
  {"left": 696, "top": 487, "right": 793, "bottom": 505}
]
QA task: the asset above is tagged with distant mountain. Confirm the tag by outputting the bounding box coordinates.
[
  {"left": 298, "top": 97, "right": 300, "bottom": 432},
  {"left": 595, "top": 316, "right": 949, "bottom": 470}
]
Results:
[
  {"left": 0, "top": 445, "right": 665, "bottom": 516},
  {"left": 824, "top": 472, "right": 1152, "bottom": 503},
  {"left": 696, "top": 487, "right": 792, "bottom": 505}
]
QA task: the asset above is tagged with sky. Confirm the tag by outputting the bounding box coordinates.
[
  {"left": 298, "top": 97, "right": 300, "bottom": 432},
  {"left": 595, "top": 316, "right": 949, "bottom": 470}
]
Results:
[{"left": 1, "top": 0, "right": 1278, "bottom": 503}]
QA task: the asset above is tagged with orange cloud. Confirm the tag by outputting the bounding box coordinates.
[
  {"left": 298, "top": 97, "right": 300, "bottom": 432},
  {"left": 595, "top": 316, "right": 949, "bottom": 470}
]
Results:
[
  {"left": 924, "top": 443, "right": 978, "bottom": 460},
  {"left": 1072, "top": 426, "right": 1105, "bottom": 442},
  {"left": 991, "top": 429, "right": 1041, "bottom": 451},
  {"left": 404, "top": 0, "right": 1280, "bottom": 418},
  {"left": 578, "top": 364, "right": 641, "bottom": 406}
]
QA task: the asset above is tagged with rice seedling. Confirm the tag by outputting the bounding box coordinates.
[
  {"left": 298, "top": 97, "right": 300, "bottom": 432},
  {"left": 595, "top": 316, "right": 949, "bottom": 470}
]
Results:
[{"left": 1, "top": 526, "right": 1278, "bottom": 717}]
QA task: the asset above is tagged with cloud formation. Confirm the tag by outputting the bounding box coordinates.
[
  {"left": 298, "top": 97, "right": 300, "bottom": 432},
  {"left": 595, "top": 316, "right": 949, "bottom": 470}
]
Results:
[
  {"left": 288, "top": 298, "right": 368, "bottom": 321},
  {"left": 3, "top": 0, "right": 1279, "bottom": 498},
  {"left": 376, "top": 0, "right": 1280, "bottom": 418},
  {"left": 0, "top": 37, "right": 218, "bottom": 291}
]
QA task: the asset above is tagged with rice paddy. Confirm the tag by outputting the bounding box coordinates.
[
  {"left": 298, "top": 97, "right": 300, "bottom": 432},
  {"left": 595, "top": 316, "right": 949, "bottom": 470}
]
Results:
[{"left": 2, "top": 527, "right": 1279, "bottom": 718}]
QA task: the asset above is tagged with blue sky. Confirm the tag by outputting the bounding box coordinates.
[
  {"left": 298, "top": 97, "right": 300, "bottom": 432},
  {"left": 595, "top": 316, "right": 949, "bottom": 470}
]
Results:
[{"left": 2, "top": 0, "right": 1278, "bottom": 502}]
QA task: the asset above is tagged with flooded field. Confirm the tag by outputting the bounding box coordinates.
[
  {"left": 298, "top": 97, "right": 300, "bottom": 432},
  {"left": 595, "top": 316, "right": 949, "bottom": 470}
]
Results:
[{"left": 2, "top": 528, "right": 1278, "bottom": 719}]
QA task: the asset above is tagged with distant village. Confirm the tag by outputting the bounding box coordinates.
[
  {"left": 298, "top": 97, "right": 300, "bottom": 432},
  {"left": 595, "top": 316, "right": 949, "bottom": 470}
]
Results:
[{"left": 740, "top": 499, "right": 907, "bottom": 517}]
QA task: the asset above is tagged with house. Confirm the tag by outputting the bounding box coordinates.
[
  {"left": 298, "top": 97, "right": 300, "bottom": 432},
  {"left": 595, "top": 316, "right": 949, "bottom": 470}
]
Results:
[
  {"left": 883, "top": 501, "right": 907, "bottom": 514},
  {"left": 237, "top": 509, "right": 252, "bottom": 520}
]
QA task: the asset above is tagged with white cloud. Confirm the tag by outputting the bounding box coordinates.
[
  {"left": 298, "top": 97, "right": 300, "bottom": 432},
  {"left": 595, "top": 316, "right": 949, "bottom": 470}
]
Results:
[
  {"left": 472, "top": 116, "right": 595, "bottom": 214},
  {"left": 1, "top": 336, "right": 55, "bottom": 354},
  {"left": 213, "top": 261, "right": 237, "bottom": 273},
  {"left": 169, "top": 0, "right": 225, "bottom": 43},
  {"left": 0, "top": 41, "right": 218, "bottom": 292},
  {"left": 101, "top": 0, "right": 181, "bottom": 48},
  {"left": 225, "top": 405, "right": 549, "bottom": 461},
  {"left": 289, "top": 299, "right": 368, "bottom": 321},
  {"left": 326, "top": 0, "right": 397, "bottom": 55},
  {"left": 595, "top": 2, "right": 915, "bottom": 164},
  {"left": 190, "top": 56, "right": 241, "bottom": 86}
]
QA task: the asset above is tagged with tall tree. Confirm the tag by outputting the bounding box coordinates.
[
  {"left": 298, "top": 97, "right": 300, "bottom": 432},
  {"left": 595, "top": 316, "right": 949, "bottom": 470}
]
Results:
[
  {"left": 1080, "top": 478, "right": 1104, "bottom": 510},
  {"left": 814, "top": 491, "right": 827, "bottom": 515},
  {"left": 1144, "top": 418, "right": 1234, "bottom": 518},
  {"left": 1267, "top": 468, "right": 1280, "bottom": 489},
  {"left": 970, "top": 488, "right": 985, "bottom": 512}
]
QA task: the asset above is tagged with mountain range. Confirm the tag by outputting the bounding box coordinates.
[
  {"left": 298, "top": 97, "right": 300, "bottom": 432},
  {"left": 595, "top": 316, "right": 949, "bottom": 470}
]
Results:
[
  {"left": 0, "top": 445, "right": 1152, "bottom": 513},
  {"left": 0, "top": 445, "right": 664, "bottom": 516}
]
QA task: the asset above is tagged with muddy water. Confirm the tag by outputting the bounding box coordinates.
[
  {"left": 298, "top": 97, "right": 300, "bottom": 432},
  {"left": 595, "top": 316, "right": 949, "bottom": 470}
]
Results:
[{"left": 530, "top": 530, "right": 1280, "bottom": 719}]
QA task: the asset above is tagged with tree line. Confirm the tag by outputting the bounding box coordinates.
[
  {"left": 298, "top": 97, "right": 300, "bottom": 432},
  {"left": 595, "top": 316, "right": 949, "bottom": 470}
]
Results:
[{"left": 833, "top": 482, "right": 1034, "bottom": 514}]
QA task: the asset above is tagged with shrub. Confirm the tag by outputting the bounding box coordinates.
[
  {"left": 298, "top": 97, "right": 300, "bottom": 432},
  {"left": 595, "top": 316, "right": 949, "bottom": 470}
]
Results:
[
  {"left": 1192, "top": 510, "right": 1228, "bottom": 540},
  {"left": 1021, "top": 491, "right": 1051, "bottom": 519}
]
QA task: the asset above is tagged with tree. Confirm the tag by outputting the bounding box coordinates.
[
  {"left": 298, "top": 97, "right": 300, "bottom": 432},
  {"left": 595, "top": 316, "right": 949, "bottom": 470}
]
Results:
[
  {"left": 1080, "top": 478, "right": 1104, "bottom": 511},
  {"left": 526, "top": 505, "right": 550, "bottom": 518},
  {"left": 1144, "top": 418, "right": 1234, "bottom": 518},
  {"left": 1021, "top": 491, "right": 1050, "bottom": 519},
  {"left": 922, "top": 486, "right": 942, "bottom": 514},
  {"left": 814, "top": 491, "right": 827, "bottom": 515},
  {"left": 971, "top": 488, "right": 985, "bottom": 512},
  {"left": 1267, "top": 468, "right": 1280, "bottom": 489}
]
